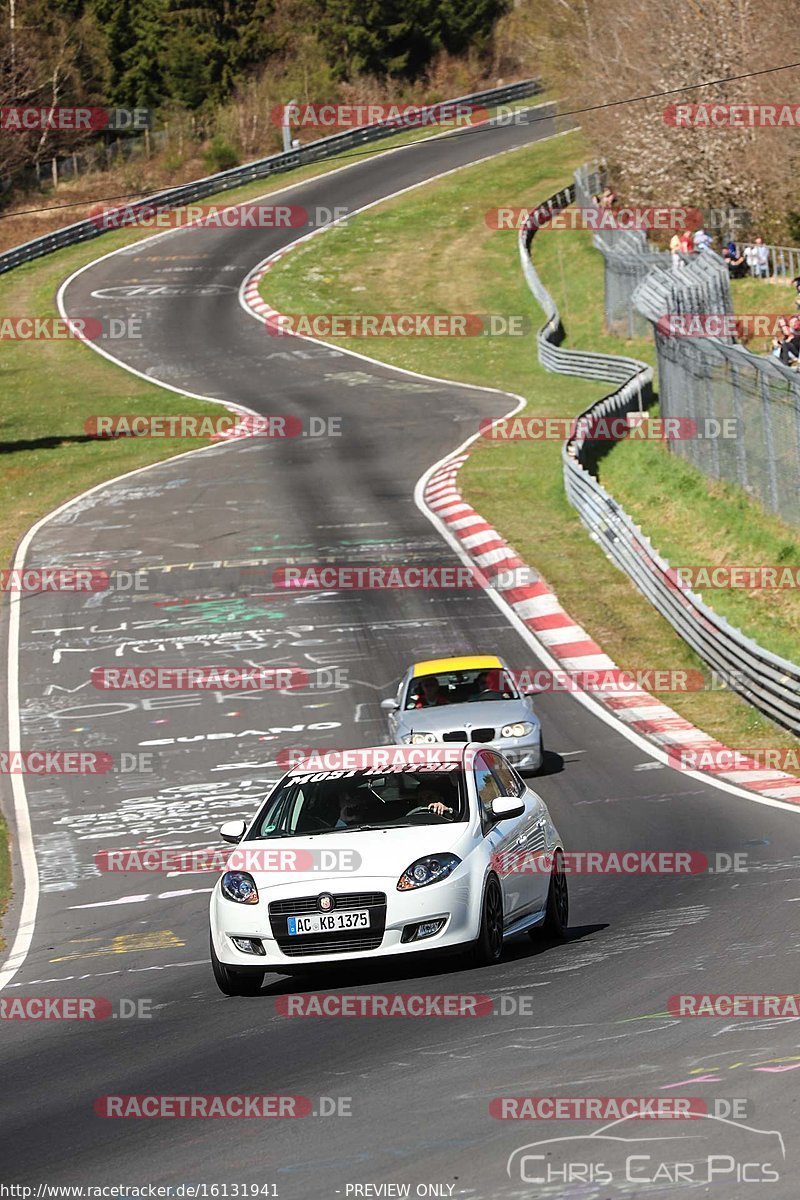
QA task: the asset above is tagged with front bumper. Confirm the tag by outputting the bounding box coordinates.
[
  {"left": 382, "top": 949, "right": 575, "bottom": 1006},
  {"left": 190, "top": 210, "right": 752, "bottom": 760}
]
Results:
[
  {"left": 491, "top": 733, "right": 543, "bottom": 772},
  {"left": 210, "top": 872, "right": 481, "bottom": 971},
  {"left": 400, "top": 732, "right": 542, "bottom": 771}
]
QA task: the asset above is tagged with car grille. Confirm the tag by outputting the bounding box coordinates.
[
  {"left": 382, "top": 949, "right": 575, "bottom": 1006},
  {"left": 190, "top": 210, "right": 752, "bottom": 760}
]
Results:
[
  {"left": 442, "top": 727, "right": 495, "bottom": 743},
  {"left": 269, "top": 891, "right": 383, "bottom": 915},
  {"left": 269, "top": 891, "right": 387, "bottom": 957},
  {"left": 279, "top": 934, "right": 384, "bottom": 957}
]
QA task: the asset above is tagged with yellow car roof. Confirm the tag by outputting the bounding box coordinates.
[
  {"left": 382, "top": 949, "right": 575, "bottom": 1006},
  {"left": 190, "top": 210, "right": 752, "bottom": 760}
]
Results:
[{"left": 412, "top": 655, "right": 503, "bottom": 676}]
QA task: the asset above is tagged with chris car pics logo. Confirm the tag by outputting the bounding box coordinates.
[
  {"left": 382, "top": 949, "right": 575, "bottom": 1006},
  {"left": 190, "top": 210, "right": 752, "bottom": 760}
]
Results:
[{"left": 506, "top": 1114, "right": 785, "bottom": 1187}]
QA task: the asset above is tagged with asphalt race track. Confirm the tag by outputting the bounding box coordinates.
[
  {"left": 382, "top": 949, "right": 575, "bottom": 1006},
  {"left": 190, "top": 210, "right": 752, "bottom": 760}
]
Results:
[{"left": 3, "top": 110, "right": 800, "bottom": 1197}]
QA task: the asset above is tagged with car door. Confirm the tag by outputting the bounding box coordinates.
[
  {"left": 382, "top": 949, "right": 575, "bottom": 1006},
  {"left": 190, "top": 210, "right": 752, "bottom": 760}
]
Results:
[
  {"left": 473, "top": 749, "right": 529, "bottom": 925},
  {"left": 484, "top": 751, "right": 551, "bottom": 920}
]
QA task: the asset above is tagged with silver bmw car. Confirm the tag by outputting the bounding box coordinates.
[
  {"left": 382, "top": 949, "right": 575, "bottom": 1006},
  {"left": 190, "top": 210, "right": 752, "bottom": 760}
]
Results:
[{"left": 381, "top": 655, "right": 544, "bottom": 773}]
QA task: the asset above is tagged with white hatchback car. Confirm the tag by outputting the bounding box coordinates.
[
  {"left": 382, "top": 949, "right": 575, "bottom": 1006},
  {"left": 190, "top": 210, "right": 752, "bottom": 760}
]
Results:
[{"left": 209, "top": 743, "right": 568, "bottom": 995}]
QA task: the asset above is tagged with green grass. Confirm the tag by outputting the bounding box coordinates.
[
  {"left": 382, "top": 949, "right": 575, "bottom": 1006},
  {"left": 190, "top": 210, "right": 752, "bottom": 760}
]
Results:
[
  {"left": 261, "top": 127, "right": 797, "bottom": 755},
  {"left": 729, "top": 274, "right": 798, "bottom": 354}
]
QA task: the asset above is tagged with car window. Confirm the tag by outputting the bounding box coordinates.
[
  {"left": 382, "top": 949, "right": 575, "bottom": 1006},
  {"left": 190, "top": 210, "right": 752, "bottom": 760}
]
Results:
[
  {"left": 404, "top": 667, "right": 519, "bottom": 709},
  {"left": 248, "top": 767, "right": 467, "bottom": 837},
  {"left": 485, "top": 751, "right": 524, "bottom": 798},
  {"left": 474, "top": 750, "right": 503, "bottom": 831}
]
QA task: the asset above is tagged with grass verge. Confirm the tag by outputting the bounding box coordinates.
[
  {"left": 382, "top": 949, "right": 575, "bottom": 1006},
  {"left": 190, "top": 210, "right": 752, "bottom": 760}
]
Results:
[{"left": 260, "top": 127, "right": 798, "bottom": 754}]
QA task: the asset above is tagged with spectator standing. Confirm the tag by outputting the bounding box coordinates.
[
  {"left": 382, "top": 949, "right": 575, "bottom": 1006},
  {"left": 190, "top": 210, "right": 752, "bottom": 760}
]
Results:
[
  {"left": 745, "top": 236, "right": 770, "bottom": 278},
  {"left": 670, "top": 232, "right": 683, "bottom": 269},
  {"left": 679, "top": 227, "right": 695, "bottom": 256},
  {"left": 693, "top": 228, "right": 713, "bottom": 252}
]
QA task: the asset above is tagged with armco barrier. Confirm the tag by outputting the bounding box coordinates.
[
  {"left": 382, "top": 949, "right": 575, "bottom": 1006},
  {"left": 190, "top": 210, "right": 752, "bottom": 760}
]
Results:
[
  {"left": 0, "top": 81, "right": 543, "bottom": 276},
  {"left": 519, "top": 182, "right": 800, "bottom": 734}
]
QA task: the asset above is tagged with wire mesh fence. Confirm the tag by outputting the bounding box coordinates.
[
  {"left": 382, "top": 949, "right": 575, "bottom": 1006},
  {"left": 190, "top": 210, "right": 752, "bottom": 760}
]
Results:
[
  {"left": 633, "top": 244, "right": 800, "bottom": 527},
  {"left": 577, "top": 164, "right": 800, "bottom": 526}
]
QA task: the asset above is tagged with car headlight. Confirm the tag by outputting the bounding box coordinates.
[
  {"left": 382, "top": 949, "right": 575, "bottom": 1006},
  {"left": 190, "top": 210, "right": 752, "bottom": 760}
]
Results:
[
  {"left": 221, "top": 871, "right": 259, "bottom": 904},
  {"left": 397, "top": 854, "right": 461, "bottom": 891},
  {"left": 410, "top": 732, "right": 437, "bottom": 745},
  {"left": 501, "top": 721, "right": 535, "bottom": 738}
]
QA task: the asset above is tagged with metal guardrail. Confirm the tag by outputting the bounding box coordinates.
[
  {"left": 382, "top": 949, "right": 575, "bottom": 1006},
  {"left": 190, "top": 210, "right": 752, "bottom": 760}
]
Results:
[
  {"left": 0, "top": 81, "right": 543, "bottom": 276},
  {"left": 748, "top": 243, "right": 800, "bottom": 281},
  {"left": 519, "top": 181, "right": 800, "bottom": 734}
]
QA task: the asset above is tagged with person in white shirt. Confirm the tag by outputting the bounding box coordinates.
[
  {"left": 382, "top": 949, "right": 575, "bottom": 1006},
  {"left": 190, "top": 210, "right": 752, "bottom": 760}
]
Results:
[{"left": 745, "top": 237, "right": 770, "bottom": 278}]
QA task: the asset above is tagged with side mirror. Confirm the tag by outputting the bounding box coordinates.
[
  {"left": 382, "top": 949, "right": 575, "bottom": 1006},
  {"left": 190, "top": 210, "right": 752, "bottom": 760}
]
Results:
[
  {"left": 491, "top": 797, "right": 525, "bottom": 822},
  {"left": 220, "top": 819, "right": 247, "bottom": 844},
  {"left": 380, "top": 698, "right": 399, "bottom": 712}
]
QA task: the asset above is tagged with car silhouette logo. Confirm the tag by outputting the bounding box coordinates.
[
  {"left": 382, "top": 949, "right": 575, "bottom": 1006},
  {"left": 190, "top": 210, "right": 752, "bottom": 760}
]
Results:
[{"left": 318, "top": 893, "right": 334, "bottom": 912}]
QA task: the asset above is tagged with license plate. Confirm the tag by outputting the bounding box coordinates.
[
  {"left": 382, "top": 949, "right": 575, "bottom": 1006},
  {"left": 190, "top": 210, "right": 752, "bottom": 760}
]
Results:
[{"left": 286, "top": 910, "right": 370, "bottom": 935}]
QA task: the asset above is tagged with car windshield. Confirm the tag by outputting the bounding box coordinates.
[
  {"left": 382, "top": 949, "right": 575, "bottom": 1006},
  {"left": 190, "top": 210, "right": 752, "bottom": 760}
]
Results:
[
  {"left": 248, "top": 767, "right": 467, "bottom": 838},
  {"left": 404, "top": 667, "right": 519, "bottom": 709}
]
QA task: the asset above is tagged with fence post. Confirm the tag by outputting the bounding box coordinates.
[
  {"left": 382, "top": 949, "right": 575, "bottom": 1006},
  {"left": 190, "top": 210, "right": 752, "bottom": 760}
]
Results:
[
  {"left": 760, "top": 372, "right": 780, "bottom": 514},
  {"left": 728, "top": 363, "right": 749, "bottom": 490}
]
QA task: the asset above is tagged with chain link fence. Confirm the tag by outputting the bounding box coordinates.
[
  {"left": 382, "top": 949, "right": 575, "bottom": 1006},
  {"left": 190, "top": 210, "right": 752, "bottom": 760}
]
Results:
[
  {"left": 633, "top": 241, "right": 800, "bottom": 528},
  {"left": 577, "top": 164, "right": 800, "bottom": 526}
]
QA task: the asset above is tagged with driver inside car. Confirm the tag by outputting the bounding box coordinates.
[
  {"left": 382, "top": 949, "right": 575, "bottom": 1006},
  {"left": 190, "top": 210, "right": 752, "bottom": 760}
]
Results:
[
  {"left": 412, "top": 675, "right": 449, "bottom": 708},
  {"left": 409, "top": 787, "right": 455, "bottom": 819}
]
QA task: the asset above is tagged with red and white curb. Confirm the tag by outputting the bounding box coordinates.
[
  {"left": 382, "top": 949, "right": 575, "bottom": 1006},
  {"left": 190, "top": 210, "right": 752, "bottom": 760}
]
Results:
[
  {"left": 242, "top": 248, "right": 289, "bottom": 329},
  {"left": 423, "top": 455, "right": 800, "bottom": 803}
]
